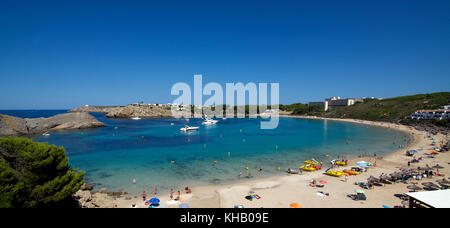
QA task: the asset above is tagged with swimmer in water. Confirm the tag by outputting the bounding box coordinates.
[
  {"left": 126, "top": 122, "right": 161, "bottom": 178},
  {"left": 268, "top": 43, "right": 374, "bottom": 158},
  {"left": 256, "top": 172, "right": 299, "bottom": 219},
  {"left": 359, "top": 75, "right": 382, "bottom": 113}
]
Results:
[{"left": 132, "top": 178, "right": 136, "bottom": 184}]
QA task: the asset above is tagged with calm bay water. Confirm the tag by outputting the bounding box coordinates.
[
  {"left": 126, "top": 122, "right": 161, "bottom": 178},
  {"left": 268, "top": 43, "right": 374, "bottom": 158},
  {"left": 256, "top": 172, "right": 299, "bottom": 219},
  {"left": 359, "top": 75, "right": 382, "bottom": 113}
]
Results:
[{"left": 0, "top": 110, "right": 411, "bottom": 195}]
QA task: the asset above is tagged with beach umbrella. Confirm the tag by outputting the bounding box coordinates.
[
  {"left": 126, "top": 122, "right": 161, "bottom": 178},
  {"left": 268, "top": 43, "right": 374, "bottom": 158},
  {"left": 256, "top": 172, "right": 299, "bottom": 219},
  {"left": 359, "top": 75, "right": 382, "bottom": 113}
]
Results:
[
  {"left": 432, "top": 165, "right": 445, "bottom": 169},
  {"left": 319, "top": 180, "right": 327, "bottom": 184},
  {"left": 149, "top": 198, "right": 160, "bottom": 205},
  {"left": 248, "top": 191, "right": 256, "bottom": 196},
  {"left": 290, "top": 203, "right": 301, "bottom": 208},
  {"left": 407, "top": 185, "right": 422, "bottom": 191},
  {"left": 355, "top": 189, "right": 365, "bottom": 194},
  {"left": 179, "top": 203, "right": 190, "bottom": 208}
]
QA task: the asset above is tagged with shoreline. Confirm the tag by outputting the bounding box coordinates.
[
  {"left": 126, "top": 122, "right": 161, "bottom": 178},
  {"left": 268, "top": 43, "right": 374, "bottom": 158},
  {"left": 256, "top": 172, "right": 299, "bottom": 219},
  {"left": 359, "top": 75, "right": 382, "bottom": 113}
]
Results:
[{"left": 77, "top": 115, "right": 448, "bottom": 208}]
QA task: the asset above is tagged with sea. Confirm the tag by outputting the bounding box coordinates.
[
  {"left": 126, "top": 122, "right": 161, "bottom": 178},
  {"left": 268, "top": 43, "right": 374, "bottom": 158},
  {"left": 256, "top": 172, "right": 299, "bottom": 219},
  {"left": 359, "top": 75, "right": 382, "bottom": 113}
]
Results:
[{"left": 0, "top": 110, "right": 411, "bottom": 195}]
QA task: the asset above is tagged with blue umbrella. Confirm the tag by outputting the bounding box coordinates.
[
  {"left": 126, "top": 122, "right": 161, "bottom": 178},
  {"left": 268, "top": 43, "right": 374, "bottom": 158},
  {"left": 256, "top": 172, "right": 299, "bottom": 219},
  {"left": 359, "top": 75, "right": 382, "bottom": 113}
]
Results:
[
  {"left": 149, "top": 198, "right": 160, "bottom": 205},
  {"left": 179, "top": 203, "right": 190, "bottom": 208}
]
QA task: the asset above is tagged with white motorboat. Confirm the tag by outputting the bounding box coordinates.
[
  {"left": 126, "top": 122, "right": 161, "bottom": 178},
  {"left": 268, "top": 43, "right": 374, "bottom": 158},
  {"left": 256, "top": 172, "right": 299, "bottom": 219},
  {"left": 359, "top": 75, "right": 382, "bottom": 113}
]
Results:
[
  {"left": 42, "top": 132, "right": 50, "bottom": 136},
  {"left": 131, "top": 117, "right": 141, "bottom": 120},
  {"left": 180, "top": 125, "right": 199, "bottom": 131},
  {"left": 201, "top": 118, "right": 218, "bottom": 125}
]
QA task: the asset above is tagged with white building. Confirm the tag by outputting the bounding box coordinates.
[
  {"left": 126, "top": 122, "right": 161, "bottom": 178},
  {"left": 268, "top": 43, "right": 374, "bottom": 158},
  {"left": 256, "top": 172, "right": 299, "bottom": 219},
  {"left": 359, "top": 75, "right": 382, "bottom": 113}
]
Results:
[
  {"left": 309, "top": 97, "right": 366, "bottom": 111},
  {"left": 410, "top": 109, "right": 450, "bottom": 120}
]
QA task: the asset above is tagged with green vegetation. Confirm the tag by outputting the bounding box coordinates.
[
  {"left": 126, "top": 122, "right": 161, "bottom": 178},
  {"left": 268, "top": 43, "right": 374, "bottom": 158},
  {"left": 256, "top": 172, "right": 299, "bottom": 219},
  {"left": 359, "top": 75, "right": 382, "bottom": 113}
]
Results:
[
  {"left": 0, "top": 137, "right": 84, "bottom": 208},
  {"left": 280, "top": 92, "right": 450, "bottom": 122}
]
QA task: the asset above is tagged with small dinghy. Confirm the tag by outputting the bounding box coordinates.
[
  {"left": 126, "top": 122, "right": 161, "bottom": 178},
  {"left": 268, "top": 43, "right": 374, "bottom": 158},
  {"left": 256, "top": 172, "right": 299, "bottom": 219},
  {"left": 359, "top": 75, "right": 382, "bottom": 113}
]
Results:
[{"left": 287, "top": 168, "right": 299, "bottom": 174}]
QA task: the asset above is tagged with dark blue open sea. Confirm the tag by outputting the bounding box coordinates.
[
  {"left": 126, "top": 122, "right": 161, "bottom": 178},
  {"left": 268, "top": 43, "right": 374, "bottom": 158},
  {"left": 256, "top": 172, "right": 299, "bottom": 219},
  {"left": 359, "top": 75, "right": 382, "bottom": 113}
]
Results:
[{"left": 0, "top": 110, "right": 411, "bottom": 195}]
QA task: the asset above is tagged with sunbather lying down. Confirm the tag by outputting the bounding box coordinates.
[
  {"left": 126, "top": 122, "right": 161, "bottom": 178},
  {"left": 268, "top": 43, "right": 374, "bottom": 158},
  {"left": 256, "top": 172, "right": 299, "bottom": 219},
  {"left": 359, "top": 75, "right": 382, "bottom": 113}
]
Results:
[{"left": 316, "top": 191, "right": 329, "bottom": 197}]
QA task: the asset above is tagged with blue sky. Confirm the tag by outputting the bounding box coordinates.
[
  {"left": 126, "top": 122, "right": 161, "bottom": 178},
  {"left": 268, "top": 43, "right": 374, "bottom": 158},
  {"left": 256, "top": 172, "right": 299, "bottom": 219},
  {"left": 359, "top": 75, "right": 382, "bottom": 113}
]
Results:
[{"left": 0, "top": 0, "right": 449, "bottom": 109}]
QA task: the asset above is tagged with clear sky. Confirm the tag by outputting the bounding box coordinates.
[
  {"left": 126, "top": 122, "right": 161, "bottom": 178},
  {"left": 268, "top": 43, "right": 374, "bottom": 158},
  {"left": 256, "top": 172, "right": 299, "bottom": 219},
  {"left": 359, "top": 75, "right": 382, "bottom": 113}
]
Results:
[{"left": 1, "top": 0, "right": 449, "bottom": 109}]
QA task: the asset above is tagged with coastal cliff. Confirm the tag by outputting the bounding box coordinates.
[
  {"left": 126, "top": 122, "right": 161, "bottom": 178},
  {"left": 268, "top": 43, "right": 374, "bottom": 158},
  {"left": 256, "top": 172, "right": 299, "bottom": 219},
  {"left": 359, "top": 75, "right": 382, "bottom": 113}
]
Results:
[
  {"left": 70, "top": 104, "right": 173, "bottom": 118},
  {"left": 0, "top": 112, "right": 106, "bottom": 136}
]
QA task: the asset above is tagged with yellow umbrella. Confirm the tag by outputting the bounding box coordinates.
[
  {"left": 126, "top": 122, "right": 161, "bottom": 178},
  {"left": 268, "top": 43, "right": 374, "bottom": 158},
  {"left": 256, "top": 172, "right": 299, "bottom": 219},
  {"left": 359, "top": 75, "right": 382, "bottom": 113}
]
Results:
[{"left": 290, "top": 203, "right": 301, "bottom": 208}]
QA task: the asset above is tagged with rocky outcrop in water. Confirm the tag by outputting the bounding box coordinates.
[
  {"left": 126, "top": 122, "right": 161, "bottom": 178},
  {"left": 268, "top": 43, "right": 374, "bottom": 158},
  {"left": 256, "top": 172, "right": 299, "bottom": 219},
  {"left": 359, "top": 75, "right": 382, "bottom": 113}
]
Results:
[
  {"left": 0, "top": 112, "right": 106, "bottom": 136},
  {"left": 70, "top": 104, "right": 173, "bottom": 118}
]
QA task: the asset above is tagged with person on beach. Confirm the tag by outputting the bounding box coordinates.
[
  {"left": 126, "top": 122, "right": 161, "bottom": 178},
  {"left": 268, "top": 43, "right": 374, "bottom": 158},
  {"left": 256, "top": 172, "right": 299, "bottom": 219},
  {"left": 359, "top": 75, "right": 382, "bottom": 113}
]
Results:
[
  {"left": 142, "top": 191, "right": 147, "bottom": 201},
  {"left": 175, "top": 191, "right": 181, "bottom": 201},
  {"left": 259, "top": 166, "right": 263, "bottom": 175},
  {"left": 170, "top": 189, "right": 174, "bottom": 200},
  {"left": 239, "top": 171, "right": 242, "bottom": 178},
  {"left": 154, "top": 186, "right": 158, "bottom": 196},
  {"left": 185, "top": 186, "right": 192, "bottom": 194}
]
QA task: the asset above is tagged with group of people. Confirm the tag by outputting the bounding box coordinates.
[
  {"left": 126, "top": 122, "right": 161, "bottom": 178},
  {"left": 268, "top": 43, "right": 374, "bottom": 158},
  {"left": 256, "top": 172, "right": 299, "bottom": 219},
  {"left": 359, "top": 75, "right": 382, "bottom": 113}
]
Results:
[
  {"left": 239, "top": 164, "right": 264, "bottom": 178},
  {"left": 140, "top": 185, "right": 158, "bottom": 201},
  {"left": 140, "top": 186, "right": 192, "bottom": 202},
  {"left": 169, "top": 186, "right": 192, "bottom": 202}
]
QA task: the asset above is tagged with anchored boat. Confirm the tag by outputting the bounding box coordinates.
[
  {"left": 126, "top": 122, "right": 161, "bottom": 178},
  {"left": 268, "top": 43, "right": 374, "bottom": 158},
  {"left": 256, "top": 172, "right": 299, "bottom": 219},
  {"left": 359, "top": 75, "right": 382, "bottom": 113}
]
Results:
[{"left": 180, "top": 125, "right": 199, "bottom": 131}]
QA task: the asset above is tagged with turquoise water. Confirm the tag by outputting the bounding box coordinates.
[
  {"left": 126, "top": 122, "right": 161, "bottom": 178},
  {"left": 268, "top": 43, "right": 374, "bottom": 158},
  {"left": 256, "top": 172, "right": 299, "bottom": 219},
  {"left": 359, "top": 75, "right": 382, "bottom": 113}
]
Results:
[{"left": 26, "top": 113, "right": 410, "bottom": 195}]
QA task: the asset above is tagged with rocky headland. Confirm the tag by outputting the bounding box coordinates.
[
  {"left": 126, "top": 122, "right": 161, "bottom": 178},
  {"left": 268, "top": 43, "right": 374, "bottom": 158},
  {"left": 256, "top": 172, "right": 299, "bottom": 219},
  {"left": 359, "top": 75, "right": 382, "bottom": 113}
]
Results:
[
  {"left": 70, "top": 104, "right": 173, "bottom": 118},
  {"left": 0, "top": 112, "right": 106, "bottom": 136}
]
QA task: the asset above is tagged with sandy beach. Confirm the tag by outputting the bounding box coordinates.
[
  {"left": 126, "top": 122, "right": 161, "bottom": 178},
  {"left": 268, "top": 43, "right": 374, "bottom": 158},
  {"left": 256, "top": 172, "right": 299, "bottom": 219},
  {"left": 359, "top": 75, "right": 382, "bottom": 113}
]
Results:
[{"left": 91, "top": 116, "right": 449, "bottom": 208}]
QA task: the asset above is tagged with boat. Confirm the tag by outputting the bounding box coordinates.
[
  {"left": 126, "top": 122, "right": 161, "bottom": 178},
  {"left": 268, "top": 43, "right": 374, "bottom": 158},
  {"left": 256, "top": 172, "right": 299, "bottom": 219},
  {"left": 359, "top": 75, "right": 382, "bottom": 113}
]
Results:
[
  {"left": 42, "top": 132, "right": 50, "bottom": 136},
  {"left": 300, "top": 165, "right": 317, "bottom": 171},
  {"left": 131, "top": 117, "right": 141, "bottom": 120},
  {"left": 342, "top": 169, "right": 360, "bottom": 175},
  {"left": 201, "top": 118, "right": 218, "bottom": 125},
  {"left": 325, "top": 170, "right": 349, "bottom": 177},
  {"left": 331, "top": 159, "right": 347, "bottom": 166},
  {"left": 304, "top": 160, "right": 318, "bottom": 165},
  {"left": 202, "top": 115, "right": 219, "bottom": 125},
  {"left": 287, "top": 168, "right": 299, "bottom": 174},
  {"left": 180, "top": 125, "right": 199, "bottom": 131}
]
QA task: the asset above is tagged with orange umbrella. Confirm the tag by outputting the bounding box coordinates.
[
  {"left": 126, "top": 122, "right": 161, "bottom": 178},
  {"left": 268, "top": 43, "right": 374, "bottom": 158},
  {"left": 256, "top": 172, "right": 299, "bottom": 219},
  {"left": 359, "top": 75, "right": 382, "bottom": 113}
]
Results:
[{"left": 290, "top": 203, "right": 301, "bottom": 208}]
